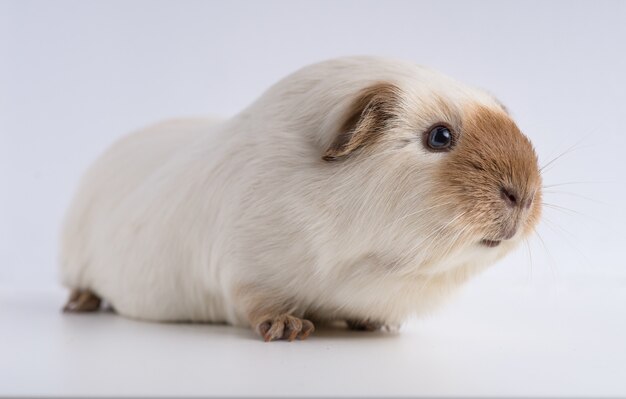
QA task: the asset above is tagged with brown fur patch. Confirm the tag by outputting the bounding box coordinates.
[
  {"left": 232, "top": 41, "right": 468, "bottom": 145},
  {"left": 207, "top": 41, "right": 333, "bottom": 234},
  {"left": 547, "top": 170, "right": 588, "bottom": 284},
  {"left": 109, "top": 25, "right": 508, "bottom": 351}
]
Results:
[
  {"left": 323, "top": 82, "right": 401, "bottom": 161},
  {"left": 435, "top": 104, "right": 542, "bottom": 241}
]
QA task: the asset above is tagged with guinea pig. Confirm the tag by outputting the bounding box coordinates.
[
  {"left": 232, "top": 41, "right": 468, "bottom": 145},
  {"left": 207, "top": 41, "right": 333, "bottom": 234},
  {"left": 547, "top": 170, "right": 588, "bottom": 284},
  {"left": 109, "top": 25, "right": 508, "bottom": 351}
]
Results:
[{"left": 60, "top": 56, "right": 542, "bottom": 341}]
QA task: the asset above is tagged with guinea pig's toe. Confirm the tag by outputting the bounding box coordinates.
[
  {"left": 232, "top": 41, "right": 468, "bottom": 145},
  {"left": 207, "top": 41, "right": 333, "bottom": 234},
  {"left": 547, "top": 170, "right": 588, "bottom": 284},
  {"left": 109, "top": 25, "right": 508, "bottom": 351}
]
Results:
[
  {"left": 298, "top": 319, "right": 315, "bottom": 340},
  {"left": 255, "top": 314, "right": 314, "bottom": 342},
  {"left": 263, "top": 319, "right": 285, "bottom": 342},
  {"left": 282, "top": 316, "right": 303, "bottom": 341},
  {"left": 256, "top": 321, "right": 272, "bottom": 338}
]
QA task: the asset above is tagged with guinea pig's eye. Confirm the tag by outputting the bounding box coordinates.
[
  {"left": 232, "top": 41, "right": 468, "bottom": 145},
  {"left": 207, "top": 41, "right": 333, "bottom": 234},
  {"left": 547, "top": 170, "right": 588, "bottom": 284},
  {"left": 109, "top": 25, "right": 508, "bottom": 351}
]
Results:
[{"left": 425, "top": 125, "right": 453, "bottom": 151}]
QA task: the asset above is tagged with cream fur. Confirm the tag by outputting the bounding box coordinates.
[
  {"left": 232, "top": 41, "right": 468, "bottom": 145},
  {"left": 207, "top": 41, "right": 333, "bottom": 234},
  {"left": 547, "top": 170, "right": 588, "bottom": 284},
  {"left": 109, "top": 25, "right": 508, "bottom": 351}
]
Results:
[{"left": 60, "top": 56, "right": 535, "bottom": 329}]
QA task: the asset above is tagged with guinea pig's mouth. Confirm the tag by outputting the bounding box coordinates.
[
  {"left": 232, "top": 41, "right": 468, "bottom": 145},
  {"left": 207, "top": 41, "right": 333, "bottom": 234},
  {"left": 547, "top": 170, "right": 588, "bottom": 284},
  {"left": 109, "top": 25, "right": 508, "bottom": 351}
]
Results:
[{"left": 480, "top": 239, "right": 501, "bottom": 248}]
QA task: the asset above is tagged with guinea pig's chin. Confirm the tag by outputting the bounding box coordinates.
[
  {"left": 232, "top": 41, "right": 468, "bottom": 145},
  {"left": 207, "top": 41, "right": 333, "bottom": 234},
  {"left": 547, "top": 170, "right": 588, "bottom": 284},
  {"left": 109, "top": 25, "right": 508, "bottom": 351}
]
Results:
[
  {"left": 478, "top": 224, "right": 527, "bottom": 249},
  {"left": 477, "top": 236, "right": 521, "bottom": 253}
]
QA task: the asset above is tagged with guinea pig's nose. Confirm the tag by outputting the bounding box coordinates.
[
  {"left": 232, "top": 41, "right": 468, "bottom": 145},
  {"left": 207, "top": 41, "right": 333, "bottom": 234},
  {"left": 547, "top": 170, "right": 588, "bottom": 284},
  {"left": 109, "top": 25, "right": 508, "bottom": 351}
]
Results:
[
  {"left": 500, "top": 186, "right": 535, "bottom": 209},
  {"left": 500, "top": 186, "right": 519, "bottom": 208}
]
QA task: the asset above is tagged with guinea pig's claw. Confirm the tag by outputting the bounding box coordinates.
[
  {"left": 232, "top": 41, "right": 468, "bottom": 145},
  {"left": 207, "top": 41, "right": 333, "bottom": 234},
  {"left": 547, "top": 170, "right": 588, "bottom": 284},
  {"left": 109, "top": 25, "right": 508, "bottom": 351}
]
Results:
[{"left": 256, "top": 315, "right": 315, "bottom": 342}]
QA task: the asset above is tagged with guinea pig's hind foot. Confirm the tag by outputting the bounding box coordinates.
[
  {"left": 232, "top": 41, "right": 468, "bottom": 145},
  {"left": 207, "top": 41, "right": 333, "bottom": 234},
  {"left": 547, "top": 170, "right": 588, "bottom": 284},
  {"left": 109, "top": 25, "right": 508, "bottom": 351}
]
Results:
[
  {"left": 255, "top": 314, "right": 315, "bottom": 342},
  {"left": 62, "top": 289, "right": 102, "bottom": 313}
]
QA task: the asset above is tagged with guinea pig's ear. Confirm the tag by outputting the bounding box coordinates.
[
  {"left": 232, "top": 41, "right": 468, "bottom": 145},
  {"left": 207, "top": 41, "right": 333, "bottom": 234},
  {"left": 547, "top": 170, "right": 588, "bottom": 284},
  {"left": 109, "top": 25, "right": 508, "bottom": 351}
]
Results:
[{"left": 323, "top": 82, "right": 401, "bottom": 161}]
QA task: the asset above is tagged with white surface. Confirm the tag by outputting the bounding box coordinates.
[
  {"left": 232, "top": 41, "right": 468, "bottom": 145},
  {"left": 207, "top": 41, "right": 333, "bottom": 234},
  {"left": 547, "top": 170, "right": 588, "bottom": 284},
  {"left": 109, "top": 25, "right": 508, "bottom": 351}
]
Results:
[
  {"left": 2, "top": 279, "right": 626, "bottom": 397},
  {"left": 1, "top": 0, "right": 626, "bottom": 396}
]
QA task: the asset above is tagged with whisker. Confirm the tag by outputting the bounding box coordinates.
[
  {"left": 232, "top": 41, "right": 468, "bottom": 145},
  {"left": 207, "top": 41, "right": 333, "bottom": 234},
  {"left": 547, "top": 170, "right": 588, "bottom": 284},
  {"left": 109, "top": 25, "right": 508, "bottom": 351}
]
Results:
[
  {"left": 533, "top": 227, "right": 558, "bottom": 281},
  {"left": 542, "top": 190, "right": 609, "bottom": 206},
  {"left": 543, "top": 180, "right": 610, "bottom": 189},
  {"left": 523, "top": 237, "right": 533, "bottom": 283},
  {"left": 541, "top": 216, "right": 593, "bottom": 268},
  {"left": 539, "top": 138, "right": 591, "bottom": 173},
  {"left": 541, "top": 200, "right": 618, "bottom": 235},
  {"left": 542, "top": 202, "right": 585, "bottom": 217},
  {"left": 541, "top": 216, "right": 576, "bottom": 243}
]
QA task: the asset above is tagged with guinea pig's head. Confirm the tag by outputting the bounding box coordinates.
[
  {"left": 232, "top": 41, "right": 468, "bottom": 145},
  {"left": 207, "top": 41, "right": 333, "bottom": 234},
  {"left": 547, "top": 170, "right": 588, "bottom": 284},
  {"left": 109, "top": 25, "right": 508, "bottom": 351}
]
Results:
[{"left": 321, "top": 74, "right": 542, "bottom": 271}]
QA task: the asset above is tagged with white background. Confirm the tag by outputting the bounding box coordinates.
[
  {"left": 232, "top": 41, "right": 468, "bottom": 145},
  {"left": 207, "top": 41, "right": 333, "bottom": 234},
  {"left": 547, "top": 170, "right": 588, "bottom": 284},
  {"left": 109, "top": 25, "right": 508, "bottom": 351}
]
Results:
[{"left": 1, "top": 0, "right": 625, "bottom": 396}]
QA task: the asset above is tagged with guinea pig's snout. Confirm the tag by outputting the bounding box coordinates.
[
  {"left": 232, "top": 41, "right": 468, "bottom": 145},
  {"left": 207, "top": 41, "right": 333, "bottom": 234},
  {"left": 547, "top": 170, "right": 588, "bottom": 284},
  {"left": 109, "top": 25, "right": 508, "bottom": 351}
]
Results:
[
  {"left": 482, "top": 185, "right": 537, "bottom": 247},
  {"left": 480, "top": 186, "right": 537, "bottom": 248}
]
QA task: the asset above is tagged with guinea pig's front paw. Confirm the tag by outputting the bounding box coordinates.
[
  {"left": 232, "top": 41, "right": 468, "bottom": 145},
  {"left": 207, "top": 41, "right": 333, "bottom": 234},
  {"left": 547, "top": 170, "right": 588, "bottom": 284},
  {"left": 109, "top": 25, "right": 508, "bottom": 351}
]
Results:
[{"left": 255, "top": 314, "right": 315, "bottom": 342}]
